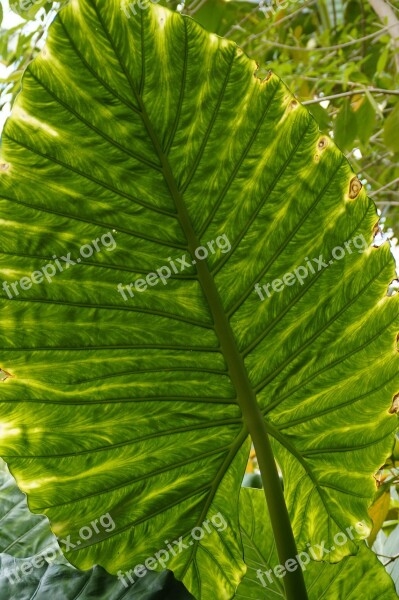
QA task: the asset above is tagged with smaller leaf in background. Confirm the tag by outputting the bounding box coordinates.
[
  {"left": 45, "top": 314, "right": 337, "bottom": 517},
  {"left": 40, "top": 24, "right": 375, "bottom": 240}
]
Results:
[
  {"left": 10, "top": 0, "right": 50, "bottom": 20},
  {"left": 344, "top": 0, "right": 361, "bottom": 23},
  {"left": 355, "top": 94, "right": 377, "bottom": 146},
  {"left": 308, "top": 103, "right": 332, "bottom": 132},
  {"left": 183, "top": 0, "right": 253, "bottom": 35},
  {"left": 384, "top": 104, "right": 399, "bottom": 154},
  {"left": 236, "top": 488, "right": 398, "bottom": 599},
  {"left": 0, "top": 459, "right": 57, "bottom": 559},
  {"left": 0, "top": 554, "right": 193, "bottom": 600},
  {"left": 0, "top": 458, "right": 193, "bottom": 598},
  {"left": 377, "top": 45, "right": 391, "bottom": 75},
  {"left": 373, "top": 527, "right": 399, "bottom": 596},
  {"left": 242, "top": 473, "right": 262, "bottom": 489},
  {"left": 352, "top": 73, "right": 371, "bottom": 86},
  {"left": 368, "top": 491, "right": 391, "bottom": 547},
  {"left": 334, "top": 98, "right": 358, "bottom": 150}
]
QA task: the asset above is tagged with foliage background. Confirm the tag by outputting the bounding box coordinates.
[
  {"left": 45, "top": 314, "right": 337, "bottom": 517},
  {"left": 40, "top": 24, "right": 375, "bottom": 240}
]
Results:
[{"left": 0, "top": 0, "right": 398, "bottom": 593}]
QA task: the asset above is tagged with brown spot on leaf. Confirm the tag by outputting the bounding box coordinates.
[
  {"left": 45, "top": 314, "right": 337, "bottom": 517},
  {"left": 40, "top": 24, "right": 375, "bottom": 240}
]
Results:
[
  {"left": 389, "top": 392, "right": 399, "bottom": 414},
  {"left": 0, "top": 369, "right": 12, "bottom": 382},
  {"left": 290, "top": 99, "right": 299, "bottom": 109},
  {"left": 373, "top": 222, "right": 380, "bottom": 237},
  {"left": 0, "top": 163, "right": 9, "bottom": 171},
  {"left": 349, "top": 177, "right": 363, "bottom": 199},
  {"left": 318, "top": 138, "right": 327, "bottom": 150},
  {"left": 262, "top": 70, "right": 273, "bottom": 83}
]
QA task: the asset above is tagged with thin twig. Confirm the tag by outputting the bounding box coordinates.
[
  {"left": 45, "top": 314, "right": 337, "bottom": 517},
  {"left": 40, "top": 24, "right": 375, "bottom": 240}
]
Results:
[
  {"left": 303, "top": 88, "right": 399, "bottom": 105},
  {"left": 241, "top": 0, "right": 316, "bottom": 48},
  {"left": 370, "top": 128, "right": 385, "bottom": 142},
  {"left": 184, "top": 0, "right": 205, "bottom": 14},
  {"left": 187, "top": 0, "right": 208, "bottom": 15},
  {"left": 284, "top": 75, "right": 361, "bottom": 86},
  {"left": 369, "top": 178, "right": 399, "bottom": 197},
  {"left": 254, "top": 24, "right": 394, "bottom": 52},
  {"left": 224, "top": 4, "right": 260, "bottom": 38},
  {"left": 363, "top": 152, "right": 391, "bottom": 170}
]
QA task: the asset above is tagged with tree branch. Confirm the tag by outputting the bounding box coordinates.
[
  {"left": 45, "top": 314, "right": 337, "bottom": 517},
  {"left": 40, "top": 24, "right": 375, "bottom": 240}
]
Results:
[
  {"left": 368, "top": 0, "right": 399, "bottom": 70},
  {"left": 369, "top": 178, "right": 399, "bottom": 196},
  {"left": 255, "top": 24, "right": 394, "bottom": 52},
  {"left": 377, "top": 552, "right": 399, "bottom": 564}
]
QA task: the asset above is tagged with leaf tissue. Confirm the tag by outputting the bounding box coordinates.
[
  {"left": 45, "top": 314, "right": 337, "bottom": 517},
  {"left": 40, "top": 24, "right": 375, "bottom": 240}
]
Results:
[{"left": 0, "top": 1, "right": 398, "bottom": 598}]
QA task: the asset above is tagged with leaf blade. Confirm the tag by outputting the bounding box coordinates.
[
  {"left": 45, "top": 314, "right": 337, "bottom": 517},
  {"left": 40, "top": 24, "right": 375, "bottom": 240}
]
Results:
[{"left": 0, "top": 2, "right": 398, "bottom": 597}]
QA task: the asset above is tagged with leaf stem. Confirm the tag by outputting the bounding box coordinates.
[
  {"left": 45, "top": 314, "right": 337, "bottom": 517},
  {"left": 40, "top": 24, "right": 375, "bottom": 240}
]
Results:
[
  {"left": 114, "top": 22, "right": 309, "bottom": 595},
  {"left": 245, "top": 413, "right": 309, "bottom": 600},
  {"left": 140, "top": 108, "right": 309, "bottom": 600}
]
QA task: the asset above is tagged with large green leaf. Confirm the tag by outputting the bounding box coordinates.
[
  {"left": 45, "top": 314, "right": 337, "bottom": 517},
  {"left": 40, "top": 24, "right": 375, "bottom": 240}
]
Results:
[
  {"left": 236, "top": 487, "right": 398, "bottom": 599},
  {"left": 0, "top": 1, "right": 398, "bottom": 597}
]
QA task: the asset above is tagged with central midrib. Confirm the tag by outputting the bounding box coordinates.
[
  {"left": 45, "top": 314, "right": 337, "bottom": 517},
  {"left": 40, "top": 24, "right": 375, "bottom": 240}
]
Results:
[
  {"left": 138, "top": 105, "right": 260, "bottom": 438},
  {"left": 91, "top": 5, "right": 306, "bottom": 592},
  {"left": 136, "top": 97, "right": 308, "bottom": 591}
]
